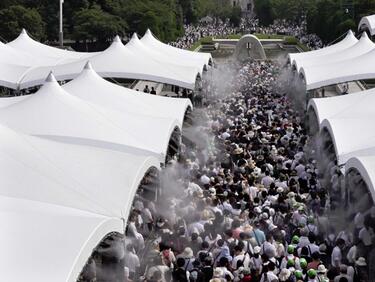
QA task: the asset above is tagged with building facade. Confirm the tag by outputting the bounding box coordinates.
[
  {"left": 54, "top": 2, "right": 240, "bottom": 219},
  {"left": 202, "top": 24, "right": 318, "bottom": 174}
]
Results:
[{"left": 231, "top": 0, "right": 253, "bottom": 17}]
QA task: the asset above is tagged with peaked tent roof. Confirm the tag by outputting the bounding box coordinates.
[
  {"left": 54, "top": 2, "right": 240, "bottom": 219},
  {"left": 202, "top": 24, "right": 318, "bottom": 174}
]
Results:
[
  {"left": 0, "top": 123, "right": 159, "bottom": 281},
  {"left": 358, "top": 15, "right": 375, "bottom": 36},
  {"left": 63, "top": 63, "right": 192, "bottom": 128},
  {"left": 0, "top": 195, "right": 123, "bottom": 282},
  {"left": 345, "top": 156, "right": 375, "bottom": 203},
  {"left": 126, "top": 33, "right": 204, "bottom": 74},
  {"left": 320, "top": 91, "right": 375, "bottom": 165},
  {"left": 300, "top": 45, "right": 375, "bottom": 90},
  {"left": 308, "top": 88, "right": 375, "bottom": 125},
  {"left": 7, "top": 29, "right": 98, "bottom": 65},
  {"left": 18, "top": 36, "right": 199, "bottom": 90},
  {"left": 293, "top": 32, "right": 374, "bottom": 72},
  {"left": 289, "top": 30, "right": 358, "bottom": 68},
  {"left": 0, "top": 73, "right": 168, "bottom": 161},
  {"left": 141, "top": 29, "right": 212, "bottom": 66}
]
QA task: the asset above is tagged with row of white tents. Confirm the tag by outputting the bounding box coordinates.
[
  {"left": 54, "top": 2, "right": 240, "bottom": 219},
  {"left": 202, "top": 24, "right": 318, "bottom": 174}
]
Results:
[
  {"left": 0, "top": 29, "right": 207, "bottom": 281},
  {"left": 288, "top": 15, "right": 375, "bottom": 205},
  {"left": 0, "top": 29, "right": 212, "bottom": 90}
]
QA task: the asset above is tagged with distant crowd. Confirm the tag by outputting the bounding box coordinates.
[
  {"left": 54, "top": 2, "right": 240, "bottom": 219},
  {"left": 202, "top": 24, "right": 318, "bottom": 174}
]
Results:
[{"left": 169, "top": 18, "right": 323, "bottom": 51}]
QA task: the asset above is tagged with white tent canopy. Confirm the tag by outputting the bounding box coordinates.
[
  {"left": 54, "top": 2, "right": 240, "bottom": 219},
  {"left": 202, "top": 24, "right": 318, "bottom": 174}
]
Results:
[
  {"left": 293, "top": 32, "right": 374, "bottom": 72},
  {"left": 7, "top": 29, "right": 97, "bottom": 65},
  {"left": 346, "top": 156, "right": 375, "bottom": 203},
  {"left": 289, "top": 30, "right": 358, "bottom": 70},
  {"left": 0, "top": 195, "right": 123, "bottom": 282},
  {"left": 126, "top": 33, "right": 204, "bottom": 75},
  {"left": 300, "top": 41, "right": 375, "bottom": 90},
  {"left": 0, "top": 121, "right": 159, "bottom": 218},
  {"left": 308, "top": 87, "right": 375, "bottom": 125},
  {"left": 63, "top": 63, "right": 192, "bottom": 128},
  {"left": 16, "top": 36, "right": 199, "bottom": 90},
  {"left": 359, "top": 14, "right": 375, "bottom": 36},
  {"left": 0, "top": 122, "right": 160, "bottom": 281},
  {"left": 0, "top": 73, "right": 172, "bottom": 161},
  {"left": 320, "top": 90, "right": 375, "bottom": 165},
  {"left": 141, "top": 29, "right": 212, "bottom": 67}
]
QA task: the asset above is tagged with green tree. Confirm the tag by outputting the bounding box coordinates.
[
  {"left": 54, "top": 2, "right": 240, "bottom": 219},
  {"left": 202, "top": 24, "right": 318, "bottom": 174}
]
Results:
[
  {"left": 0, "top": 5, "right": 45, "bottom": 41},
  {"left": 72, "top": 4, "right": 127, "bottom": 42},
  {"left": 254, "top": 0, "right": 274, "bottom": 26}
]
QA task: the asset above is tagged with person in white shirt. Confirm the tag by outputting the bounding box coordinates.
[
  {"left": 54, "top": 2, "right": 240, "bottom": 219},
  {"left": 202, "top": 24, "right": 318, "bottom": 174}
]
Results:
[
  {"left": 331, "top": 239, "right": 345, "bottom": 267},
  {"left": 260, "top": 261, "right": 279, "bottom": 282},
  {"left": 261, "top": 170, "right": 274, "bottom": 188}
]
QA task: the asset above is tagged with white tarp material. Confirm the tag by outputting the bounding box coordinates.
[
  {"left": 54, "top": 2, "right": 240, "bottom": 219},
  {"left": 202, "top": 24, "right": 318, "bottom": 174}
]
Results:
[
  {"left": 7, "top": 29, "right": 97, "bottom": 65},
  {"left": 16, "top": 36, "right": 199, "bottom": 90},
  {"left": 293, "top": 32, "right": 374, "bottom": 72},
  {"left": 141, "top": 29, "right": 212, "bottom": 67},
  {"left": 126, "top": 33, "right": 204, "bottom": 75},
  {"left": 63, "top": 63, "right": 192, "bottom": 128},
  {"left": 0, "top": 73, "right": 172, "bottom": 162},
  {"left": 0, "top": 195, "right": 123, "bottom": 282},
  {"left": 289, "top": 30, "right": 358, "bottom": 70},
  {"left": 308, "top": 87, "right": 375, "bottom": 125},
  {"left": 0, "top": 123, "right": 159, "bottom": 281},
  {"left": 320, "top": 90, "right": 375, "bottom": 165},
  {"left": 0, "top": 122, "right": 159, "bottom": 217},
  {"left": 300, "top": 44, "right": 375, "bottom": 90},
  {"left": 0, "top": 94, "right": 29, "bottom": 108},
  {"left": 358, "top": 14, "right": 375, "bottom": 36},
  {"left": 346, "top": 156, "right": 375, "bottom": 203}
]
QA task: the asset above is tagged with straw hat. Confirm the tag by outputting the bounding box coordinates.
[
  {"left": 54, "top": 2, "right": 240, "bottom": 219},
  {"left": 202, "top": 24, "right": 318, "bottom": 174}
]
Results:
[
  {"left": 213, "top": 268, "right": 224, "bottom": 277},
  {"left": 317, "top": 264, "right": 327, "bottom": 274},
  {"left": 279, "top": 268, "right": 291, "bottom": 281},
  {"left": 355, "top": 257, "right": 367, "bottom": 266},
  {"left": 180, "top": 247, "right": 194, "bottom": 258}
]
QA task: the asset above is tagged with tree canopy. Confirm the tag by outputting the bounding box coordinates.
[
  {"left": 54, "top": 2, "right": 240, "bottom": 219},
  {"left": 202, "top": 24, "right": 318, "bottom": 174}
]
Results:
[{"left": 254, "top": 0, "right": 374, "bottom": 43}]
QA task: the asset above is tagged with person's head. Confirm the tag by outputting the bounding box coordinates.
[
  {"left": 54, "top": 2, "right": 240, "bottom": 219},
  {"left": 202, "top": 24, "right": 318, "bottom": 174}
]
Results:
[
  {"left": 307, "top": 268, "right": 317, "bottom": 279},
  {"left": 336, "top": 238, "right": 345, "bottom": 248},
  {"left": 177, "top": 257, "right": 185, "bottom": 268}
]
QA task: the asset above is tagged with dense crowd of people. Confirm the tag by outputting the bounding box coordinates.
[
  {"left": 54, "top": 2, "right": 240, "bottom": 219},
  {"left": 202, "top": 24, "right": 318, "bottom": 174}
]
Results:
[
  {"left": 170, "top": 18, "right": 322, "bottom": 51},
  {"left": 123, "top": 58, "right": 375, "bottom": 282}
]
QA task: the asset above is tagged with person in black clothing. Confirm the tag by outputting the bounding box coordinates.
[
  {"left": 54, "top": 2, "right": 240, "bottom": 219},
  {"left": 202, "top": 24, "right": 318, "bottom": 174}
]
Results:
[
  {"left": 144, "top": 85, "right": 150, "bottom": 93},
  {"left": 150, "top": 87, "right": 157, "bottom": 95},
  {"left": 173, "top": 257, "right": 189, "bottom": 282},
  {"left": 201, "top": 257, "right": 214, "bottom": 282}
]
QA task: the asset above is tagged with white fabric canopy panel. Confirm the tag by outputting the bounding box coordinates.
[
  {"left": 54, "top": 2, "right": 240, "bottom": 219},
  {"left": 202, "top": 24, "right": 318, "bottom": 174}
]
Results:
[
  {"left": 289, "top": 30, "right": 358, "bottom": 70},
  {"left": 7, "top": 29, "right": 98, "bottom": 65},
  {"left": 308, "top": 87, "right": 375, "bottom": 125},
  {"left": 141, "top": 29, "right": 212, "bottom": 67},
  {"left": 0, "top": 122, "right": 159, "bottom": 218},
  {"left": 358, "top": 15, "right": 375, "bottom": 36},
  {"left": 300, "top": 40, "right": 375, "bottom": 90},
  {"left": 126, "top": 33, "right": 204, "bottom": 75},
  {"left": 63, "top": 63, "right": 192, "bottom": 128},
  {"left": 346, "top": 156, "right": 375, "bottom": 203},
  {"left": 17, "top": 36, "right": 199, "bottom": 90},
  {"left": 320, "top": 90, "right": 375, "bottom": 165},
  {"left": 0, "top": 195, "right": 123, "bottom": 282},
  {"left": 0, "top": 73, "right": 171, "bottom": 161},
  {"left": 293, "top": 32, "right": 374, "bottom": 72},
  {"left": 0, "top": 123, "right": 160, "bottom": 281},
  {"left": 0, "top": 95, "right": 29, "bottom": 108}
]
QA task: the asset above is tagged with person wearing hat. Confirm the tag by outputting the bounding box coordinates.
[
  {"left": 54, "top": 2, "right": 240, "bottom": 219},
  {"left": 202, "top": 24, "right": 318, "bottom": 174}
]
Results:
[
  {"left": 279, "top": 268, "right": 292, "bottom": 282},
  {"left": 354, "top": 257, "right": 368, "bottom": 282},
  {"left": 306, "top": 269, "right": 318, "bottom": 282},
  {"left": 249, "top": 246, "right": 262, "bottom": 277},
  {"left": 316, "top": 264, "right": 329, "bottom": 282}
]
